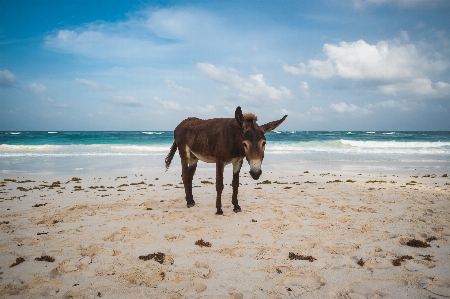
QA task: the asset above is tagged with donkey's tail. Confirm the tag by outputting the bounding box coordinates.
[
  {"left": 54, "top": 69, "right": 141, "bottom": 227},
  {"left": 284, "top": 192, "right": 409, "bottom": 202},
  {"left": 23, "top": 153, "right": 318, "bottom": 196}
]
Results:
[{"left": 165, "top": 141, "right": 178, "bottom": 171}]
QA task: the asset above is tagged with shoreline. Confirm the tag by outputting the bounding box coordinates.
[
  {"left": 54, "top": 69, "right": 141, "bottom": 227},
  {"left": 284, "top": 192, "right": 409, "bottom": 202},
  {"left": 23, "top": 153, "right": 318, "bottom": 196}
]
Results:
[{"left": 1, "top": 164, "right": 449, "bottom": 298}]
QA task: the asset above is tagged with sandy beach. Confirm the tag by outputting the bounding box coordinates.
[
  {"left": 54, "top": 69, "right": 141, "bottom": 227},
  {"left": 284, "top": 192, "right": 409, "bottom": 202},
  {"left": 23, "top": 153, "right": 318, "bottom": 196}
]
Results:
[{"left": 1, "top": 165, "right": 449, "bottom": 298}]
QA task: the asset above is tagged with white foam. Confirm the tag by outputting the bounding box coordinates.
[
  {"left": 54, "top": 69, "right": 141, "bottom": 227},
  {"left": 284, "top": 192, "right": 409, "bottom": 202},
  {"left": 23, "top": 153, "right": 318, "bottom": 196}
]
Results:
[{"left": 0, "top": 144, "right": 171, "bottom": 157}]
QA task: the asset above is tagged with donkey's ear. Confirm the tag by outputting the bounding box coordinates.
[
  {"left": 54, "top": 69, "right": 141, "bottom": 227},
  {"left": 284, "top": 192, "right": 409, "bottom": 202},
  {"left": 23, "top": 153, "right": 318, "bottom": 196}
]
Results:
[
  {"left": 235, "top": 106, "right": 244, "bottom": 129},
  {"left": 260, "top": 115, "right": 287, "bottom": 133}
]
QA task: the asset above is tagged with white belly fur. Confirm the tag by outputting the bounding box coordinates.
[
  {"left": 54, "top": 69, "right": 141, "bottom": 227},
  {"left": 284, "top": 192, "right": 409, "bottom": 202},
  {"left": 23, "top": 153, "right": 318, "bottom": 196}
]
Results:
[{"left": 187, "top": 146, "right": 242, "bottom": 166}]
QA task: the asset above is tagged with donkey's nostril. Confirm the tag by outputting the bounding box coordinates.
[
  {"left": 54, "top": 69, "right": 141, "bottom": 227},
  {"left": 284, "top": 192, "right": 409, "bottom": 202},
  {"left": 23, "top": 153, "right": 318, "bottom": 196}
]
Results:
[{"left": 250, "top": 170, "right": 262, "bottom": 180}]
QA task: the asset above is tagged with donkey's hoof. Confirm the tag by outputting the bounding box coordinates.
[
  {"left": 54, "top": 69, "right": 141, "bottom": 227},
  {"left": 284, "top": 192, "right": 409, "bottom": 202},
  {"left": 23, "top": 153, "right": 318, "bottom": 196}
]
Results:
[
  {"left": 215, "top": 209, "right": 224, "bottom": 215},
  {"left": 233, "top": 207, "right": 242, "bottom": 213},
  {"left": 187, "top": 200, "right": 195, "bottom": 208}
]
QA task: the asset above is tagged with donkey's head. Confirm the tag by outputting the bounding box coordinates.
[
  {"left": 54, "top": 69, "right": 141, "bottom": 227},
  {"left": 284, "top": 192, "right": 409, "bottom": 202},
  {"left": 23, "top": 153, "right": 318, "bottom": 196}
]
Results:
[{"left": 235, "top": 106, "right": 287, "bottom": 180}]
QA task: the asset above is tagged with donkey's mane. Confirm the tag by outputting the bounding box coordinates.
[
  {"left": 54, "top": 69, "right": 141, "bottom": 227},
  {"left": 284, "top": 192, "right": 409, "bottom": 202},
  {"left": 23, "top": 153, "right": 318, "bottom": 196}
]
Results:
[
  {"left": 242, "top": 113, "right": 258, "bottom": 129},
  {"left": 243, "top": 113, "right": 257, "bottom": 122}
]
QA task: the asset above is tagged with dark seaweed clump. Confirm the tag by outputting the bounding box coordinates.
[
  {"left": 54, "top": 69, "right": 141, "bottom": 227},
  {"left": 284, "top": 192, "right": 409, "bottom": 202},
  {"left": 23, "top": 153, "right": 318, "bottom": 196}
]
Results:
[
  {"left": 392, "top": 255, "right": 413, "bottom": 266},
  {"left": 406, "top": 239, "right": 430, "bottom": 248},
  {"left": 357, "top": 258, "right": 365, "bottom": 266},
  {"left": 289, "top": 252, "right": 316, "bottom": 262},
  {"left": 426, "top": 236, "right": 437, "bottom": 242},
  {"left": 195, "top": 239, "right": 212, "bottom": 247},
  {"left": 10, "top": 257, "right": 25, "bottom": 267},
  {"left": 420, "top": 254, "right": 434, "bottom": 261},
  {"left": 35, "top": 255, "right": 55, "bottom": 262},
  {"left": 139, "top": 252, "right": 165, "bottom": 264}
]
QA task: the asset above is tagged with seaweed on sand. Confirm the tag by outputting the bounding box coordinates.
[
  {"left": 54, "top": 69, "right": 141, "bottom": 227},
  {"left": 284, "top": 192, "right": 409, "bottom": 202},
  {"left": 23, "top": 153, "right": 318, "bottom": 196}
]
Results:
[
  {"left": 35, "top": 255, "right": 55, "bottom": 262},
  {"left": 406, "top": 239, "right": 430, "bottom": 248},
  {"left": 139, "top": 252, "right": 165, "bottom": 264},
  {"left": 289, "top": 252, "right": 316, "bottom": 262},
  {"left": 426, "top": 236, "right": 437, "bottom": 242},
  {"left": 392, "top": 255, "right": 413, "bottom": 266},
  {"left": 357, "top": 258, "right": 365, "bottom": 266},
  {"left": 195, "top": 239, "right": 212, "bottom": 248},
  {"left": 10, "top": 257, "right": 25, "bottom": 267}
]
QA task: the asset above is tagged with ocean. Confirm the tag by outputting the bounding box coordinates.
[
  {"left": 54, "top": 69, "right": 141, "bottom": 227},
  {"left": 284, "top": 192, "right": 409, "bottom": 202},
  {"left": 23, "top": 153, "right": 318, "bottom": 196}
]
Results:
[{"left": 1, "top": 131, "right": 450, "bottom": 175}]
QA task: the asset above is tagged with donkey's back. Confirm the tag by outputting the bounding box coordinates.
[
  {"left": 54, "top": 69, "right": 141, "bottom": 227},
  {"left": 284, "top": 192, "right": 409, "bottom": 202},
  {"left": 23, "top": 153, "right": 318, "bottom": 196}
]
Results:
[{"left": 173, "top": 117, "right": 243, "bottom": 164}]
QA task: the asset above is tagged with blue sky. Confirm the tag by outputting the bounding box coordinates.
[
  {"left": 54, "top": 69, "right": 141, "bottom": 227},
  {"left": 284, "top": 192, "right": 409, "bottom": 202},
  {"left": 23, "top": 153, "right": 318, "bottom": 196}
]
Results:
[{"left": 1, "top": 0, "right": 449, "bottom": 131}]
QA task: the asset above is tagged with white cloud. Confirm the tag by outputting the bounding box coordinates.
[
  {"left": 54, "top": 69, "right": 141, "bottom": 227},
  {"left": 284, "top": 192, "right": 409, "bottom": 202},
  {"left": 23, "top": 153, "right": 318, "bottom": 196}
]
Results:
[
  {"left": 154, "top": 96, "right": 183, "bottom": 110},
  {"left": 30, "top": 83, "right": 46, "bottom": 93},
  {"left": 0, "top": 69, "right": 16, "bottom": 87},
  {"left": 75, "top": 78, "right": 101, "bottom": 89},
  {"left": 300, "top": 81, "right": 310, "bottom": 97},
  {"left": 43, "top": 97, "right": 68, "bottom": 108},
  {"left": 400, "top": 30, "right": 409, "bottom": 42},
  {"left": 165, "top": 79, "right": 193, "bottom": 94},
  {"left": 286, "top": 40, "right": 446, "bottom": 80},
  {"left": 154, "top": 96, "right": 215, "bottom": 114},
  {"left": 309, "top": 106, "right": 324, "bottom": 114},
  {"left": 198, "top": 63, "right": 291, "bottom": 102},
  {"left": 105, "top": 95, "right": 144, "bottom": 107},
  {"left": 330, "top": 102, "right": 372, "bottom": 114},
  {"left": 379, "top": 78, "right": 450, "bottom": 97},
  {"left": 368, "top": 99, "right": 412, "bottom": 111},
  {"left": 146, "top": 8, "right": 216, "bottom": 40},
  {"left": 283, "top": 63, "right": 306, "bottom": 75},
  {"left": 280, "top": 108, "right": 290, "bottom": 115},
  {"left": 353, "top": 0, "right": 449, "bottom": 9},
  {"left": 44, "top": 8, "right": 220, "bottom": 63},
  {"left": 284, "top": 38, "right": 448, "bottom": 99},
  {"left": 197, "top": 104, "right": 216, "bottom": 113},
  {"left": 46, "top": 29, "right": 158, "bottom": 62}
]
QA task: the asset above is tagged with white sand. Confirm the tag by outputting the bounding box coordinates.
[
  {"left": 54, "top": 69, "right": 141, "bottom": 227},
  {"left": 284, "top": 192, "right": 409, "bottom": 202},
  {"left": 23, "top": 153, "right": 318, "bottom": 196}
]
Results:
[{"left": 1, "top": 167, "right": 449, "bottom": 298}]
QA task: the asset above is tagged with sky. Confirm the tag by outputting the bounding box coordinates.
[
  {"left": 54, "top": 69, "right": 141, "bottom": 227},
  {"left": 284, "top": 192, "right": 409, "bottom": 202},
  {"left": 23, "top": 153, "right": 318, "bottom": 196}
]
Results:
[{"left": 1, "top": 0, "right": 449, "bottom": 131}]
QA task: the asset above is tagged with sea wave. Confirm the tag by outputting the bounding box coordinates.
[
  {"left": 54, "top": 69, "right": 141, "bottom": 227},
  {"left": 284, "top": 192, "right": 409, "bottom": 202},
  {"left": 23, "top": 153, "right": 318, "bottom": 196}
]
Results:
[
  {"left": 0, "top": 144, "right": 170, "bottom": 157},
  {"left": 340, "top": 139, "right": 450, "bottom": 149},
  {"left": 1, "top": 139, "right": 449, "bottom": 158},
  {"left": 265, "top": 139, "right": 450, "bottom": 156}
]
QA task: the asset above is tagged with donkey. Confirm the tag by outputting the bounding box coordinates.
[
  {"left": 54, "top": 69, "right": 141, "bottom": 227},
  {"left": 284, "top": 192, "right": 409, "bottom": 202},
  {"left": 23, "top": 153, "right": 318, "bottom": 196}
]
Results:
[{"left": 165, "top": 106, "right": 287, "bottom": 215}]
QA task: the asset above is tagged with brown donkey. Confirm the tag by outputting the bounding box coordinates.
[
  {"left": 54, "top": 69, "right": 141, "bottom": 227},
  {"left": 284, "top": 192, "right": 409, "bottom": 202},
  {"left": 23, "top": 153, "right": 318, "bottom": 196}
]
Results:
[{"left": 165, "top": 106, "right": 287, "bottom": 215}]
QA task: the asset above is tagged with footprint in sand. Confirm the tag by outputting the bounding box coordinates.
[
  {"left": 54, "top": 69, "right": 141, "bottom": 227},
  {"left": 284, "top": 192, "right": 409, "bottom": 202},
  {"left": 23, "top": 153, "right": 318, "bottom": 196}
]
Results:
[
  {"left": 0, "top": 279, "right": 28, "bottom": 297},
  {"left": 278, "top": 273, "right": 325, "bottom": 292},
  {"left": 194, "top": 261, "right": 212, "bottom": 279},
  {"left": 50, "top": 257, "right": 93, "bottom": 276},
  {"left": 120, "top": 268, "right": 164, "bottom": 287},
  {"left": 348, "top": 279, "right": 409, "bottom": 298},
  {"left": 164, "top": 233, "right": 185, "bottom": 242},
  {"left": 404, "top": 259, "right": 436, "bottom": 271},
  {"left": 222, "top": 247, "right": 264, "bottom": 257},
  {"left": 79, "top": 244, "right": 114, "bottom": 257}
]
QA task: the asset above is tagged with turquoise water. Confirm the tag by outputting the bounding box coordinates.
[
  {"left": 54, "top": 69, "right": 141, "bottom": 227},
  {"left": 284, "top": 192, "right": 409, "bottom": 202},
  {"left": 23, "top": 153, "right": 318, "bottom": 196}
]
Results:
[{"left": 1, "top": 131, "right": 449, "bottom": 175}]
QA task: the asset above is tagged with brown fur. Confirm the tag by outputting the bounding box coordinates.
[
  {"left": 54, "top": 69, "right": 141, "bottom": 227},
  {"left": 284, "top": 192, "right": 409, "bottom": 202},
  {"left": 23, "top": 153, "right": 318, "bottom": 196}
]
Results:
[{"left": 165, "top": 106, "right": 287, "bottom": 214}]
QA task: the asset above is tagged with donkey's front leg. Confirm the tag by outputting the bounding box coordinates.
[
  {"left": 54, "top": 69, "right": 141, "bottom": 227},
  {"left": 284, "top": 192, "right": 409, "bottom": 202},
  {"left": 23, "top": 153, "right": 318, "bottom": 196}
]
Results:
[
  {"left": 180, "top": 148, "right": 195, "bottom": 208},
  {"left": 232, "top": 159, "right": 243, "bottom": 212},
  {"left": 215, "top": 162, "right": 225, "bottom": 215}
]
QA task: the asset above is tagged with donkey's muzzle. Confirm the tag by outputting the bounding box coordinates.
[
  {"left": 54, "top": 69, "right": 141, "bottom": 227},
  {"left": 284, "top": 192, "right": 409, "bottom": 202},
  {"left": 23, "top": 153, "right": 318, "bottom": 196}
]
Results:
[{"left": 250, "top": 169, "right": 262, "bottom": 180}]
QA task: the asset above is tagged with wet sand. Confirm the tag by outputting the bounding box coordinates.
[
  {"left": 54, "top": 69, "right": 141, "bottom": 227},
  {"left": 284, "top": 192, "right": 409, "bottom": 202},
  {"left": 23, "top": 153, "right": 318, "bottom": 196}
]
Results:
[{"left": 1, "top": 168, "right": 449, "bottom": 298}]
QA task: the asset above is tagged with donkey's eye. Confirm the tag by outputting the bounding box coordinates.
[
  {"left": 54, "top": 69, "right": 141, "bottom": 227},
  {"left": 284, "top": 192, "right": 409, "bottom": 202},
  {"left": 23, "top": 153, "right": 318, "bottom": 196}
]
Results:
[
  {"left": 262, "top": 141, "right": 266, "bottom": 147},
  {"left": 243, "top": 142, "right": 248, "bottom": 149}
]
